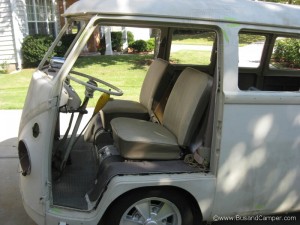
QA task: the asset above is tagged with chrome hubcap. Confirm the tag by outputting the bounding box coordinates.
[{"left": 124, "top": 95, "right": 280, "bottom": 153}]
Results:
[{"left": 120, "top": 197, "right": 182, "bottom": 225}]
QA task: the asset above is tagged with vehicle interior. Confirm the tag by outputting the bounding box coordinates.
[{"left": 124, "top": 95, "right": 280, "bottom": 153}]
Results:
[
  {"left": 47, "top": 23, "right": 219, "bottom": 211},
  {"left": 47, "top": 25, "right": 300, "bottom": 211}
]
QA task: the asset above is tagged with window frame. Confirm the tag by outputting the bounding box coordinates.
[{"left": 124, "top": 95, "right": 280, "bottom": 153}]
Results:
[
  {"left": 25, "top": 0, "right": 58, "bottom": 36},
  {"left": 238, "top": 29, "right": 300, "bottom": 92}
]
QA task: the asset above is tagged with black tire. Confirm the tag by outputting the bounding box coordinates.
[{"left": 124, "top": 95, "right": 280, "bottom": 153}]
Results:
[{"left": 102, "top": 187, "right": 201, "bottom": 225}]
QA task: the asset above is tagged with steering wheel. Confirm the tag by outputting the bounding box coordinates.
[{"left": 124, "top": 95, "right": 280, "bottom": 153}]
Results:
[{"left": 67, "top": 70, "right": 123, "bottom": 96}]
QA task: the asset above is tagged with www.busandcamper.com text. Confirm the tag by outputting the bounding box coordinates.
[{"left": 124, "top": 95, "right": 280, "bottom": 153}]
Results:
[{"left": 213, "top": 214, "right": 297, "bottom": 222}]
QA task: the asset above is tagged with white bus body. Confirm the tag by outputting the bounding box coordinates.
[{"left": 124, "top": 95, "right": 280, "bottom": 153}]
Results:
[{"left": 18, "top": 0, "right": 300, "bottom": 224}]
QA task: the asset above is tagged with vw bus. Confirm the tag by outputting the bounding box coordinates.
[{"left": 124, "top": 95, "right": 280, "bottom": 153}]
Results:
[{"left": 18, "top": 0, "right": 300, "bottom": 224}]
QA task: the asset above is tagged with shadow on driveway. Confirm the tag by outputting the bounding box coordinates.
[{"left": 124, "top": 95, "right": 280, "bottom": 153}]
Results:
[{"left": 0, "top": 137, "right": 36, "bottom": 225}]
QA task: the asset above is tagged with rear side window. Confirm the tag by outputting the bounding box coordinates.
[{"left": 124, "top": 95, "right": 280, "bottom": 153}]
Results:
[
  {"left": 238, "top": 31, "right": 300, "bottom": 92},
  {"left": 239, "top": 33, "right": 266, "bottom": 68},
  {"left": 170, "top": 29, "right": 216, "bottom": 65},
  {"left": 270, "top": 37, "right": 300, "bottom": 71}
]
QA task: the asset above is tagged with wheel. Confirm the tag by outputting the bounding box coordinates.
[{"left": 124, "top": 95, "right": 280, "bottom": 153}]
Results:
[
  {"left": 67, "top": 70, "right": 123, "bottom": 96},
  {"left": 103, "top": 188, "right": 200, "bottom": 225}
]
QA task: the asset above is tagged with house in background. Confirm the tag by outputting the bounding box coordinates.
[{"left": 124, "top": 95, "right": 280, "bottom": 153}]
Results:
[
  {"left": 0, "top": 0, "right": 150, "bottom": 72},
  {"left": 1, "top": 0, "right": 26, "bottom": 72},
  {"left": 0, "top": 0, "right": 60, "bottom": 72}
]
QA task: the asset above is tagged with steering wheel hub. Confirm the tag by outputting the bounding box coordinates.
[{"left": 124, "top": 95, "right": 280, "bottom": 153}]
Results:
[{"left": 85, "top": 80, "right": 97, "bottom": 98}]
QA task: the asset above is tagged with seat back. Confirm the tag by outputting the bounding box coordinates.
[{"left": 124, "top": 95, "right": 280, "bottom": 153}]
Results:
[
  {"left": 139, "top": 58, "right": 169, "bottom": 112},
  {"left": 162, "top": 67, "right": 213, "bottom": 147}
]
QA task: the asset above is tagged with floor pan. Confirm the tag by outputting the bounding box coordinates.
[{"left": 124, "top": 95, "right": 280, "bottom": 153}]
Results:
[{"left": 52, "top": 140, "right": 97, "bottom": 210}]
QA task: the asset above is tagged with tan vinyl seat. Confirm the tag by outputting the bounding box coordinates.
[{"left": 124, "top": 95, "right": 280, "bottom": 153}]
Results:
[
  {"left": 111, "top": 67, "right": 213, "bottom": 160},
  {"left": 100, "top": 58, "right": 169, "bottom": 130}
]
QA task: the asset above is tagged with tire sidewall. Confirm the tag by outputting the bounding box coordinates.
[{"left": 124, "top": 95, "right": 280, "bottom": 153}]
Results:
[{"left": 104, "top": 188, "right": 196, "bottom": 225}]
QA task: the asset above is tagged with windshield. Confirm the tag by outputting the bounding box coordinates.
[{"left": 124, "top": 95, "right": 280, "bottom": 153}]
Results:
[{"left": 38, "top": 20, "right": 87, "bottom": 75}]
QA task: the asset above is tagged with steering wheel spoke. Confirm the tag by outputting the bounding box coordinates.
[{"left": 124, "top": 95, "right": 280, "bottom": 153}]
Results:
[{"left": 67, "top": 70, "right": 123, "bottom": 96}]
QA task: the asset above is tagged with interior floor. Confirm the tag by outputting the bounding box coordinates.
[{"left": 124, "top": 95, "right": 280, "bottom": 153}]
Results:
[
  {"left": 51, "top": 134, "right": 206, "bottom": 211},
  {"left": 52, "top": 138, "right": 97, "bottom": 210}
]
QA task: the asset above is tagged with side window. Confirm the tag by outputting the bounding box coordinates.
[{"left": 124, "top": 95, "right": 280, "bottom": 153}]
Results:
[
  {"left": 270, "top": 37, "right": 300, "bottom": 70},
  {"left": 238, "top": 31, "right": 300, "bottom": 92},
  {"left": 239, "top": 33, "right": 266, "bottom": 68},
  {"left": 170, "top": 29, "right": 216, "bottom": 65}
]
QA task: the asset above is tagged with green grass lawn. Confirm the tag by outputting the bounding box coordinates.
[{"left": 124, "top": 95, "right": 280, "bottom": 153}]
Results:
[
  {"left": 172, "top": 33, "right": 266, "bottom": 46},
  {"left": 73, "top": 54, "right": 153, "bottom": 107},
  {"left": 172, "top": 34, "right": 214, "bottom": 46},
  {"left": 0, "top": 51, "right": 210, "bottom": 110},
  {"left": 0, "top": 69, "right": 34, "bottom": 109},
  {"left": 0, "top": 54, "right": 152, "bottom": 109},
  {"left": 170, "top": 50, "right": 211, "bottom": 65}
]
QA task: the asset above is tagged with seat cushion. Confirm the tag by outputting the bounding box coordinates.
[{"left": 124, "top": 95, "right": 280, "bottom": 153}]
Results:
[
  {"left": 139, "top": 58, "right": 169, "bottom": 111},
  {"left": 111, "top": 117, "right": 181, "bottom": 160},
  {"left": 163, "top": 68, "right": 213, "bottom": 146},
  {"left": 100, "top": 99, "right": 149, "bottom": 130}
]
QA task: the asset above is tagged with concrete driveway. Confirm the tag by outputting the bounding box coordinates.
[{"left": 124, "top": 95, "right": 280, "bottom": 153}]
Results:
[
  {"left": 0, "top": 110, "right": 36, "bottom": 225},
  {"left": 0, "top": 109, "right": 299, "bottom": 225},
  {"left": 0, "top": 109, "right": 92, "bottom": 225}
]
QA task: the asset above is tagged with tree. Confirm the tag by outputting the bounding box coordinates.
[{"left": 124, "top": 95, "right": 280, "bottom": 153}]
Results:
[{"left": 258, "top": 0, "right": 300, "bottom": 4}]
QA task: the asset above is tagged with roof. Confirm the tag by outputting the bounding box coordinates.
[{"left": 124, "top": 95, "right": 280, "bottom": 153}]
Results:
[{"left": 64, "top": 0, "right": 300, "bottom": 29}]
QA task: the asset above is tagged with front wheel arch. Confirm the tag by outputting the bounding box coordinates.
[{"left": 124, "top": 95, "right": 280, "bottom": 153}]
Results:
[{"left": 99, "top": 186, "right": 202, "bottom": 225}]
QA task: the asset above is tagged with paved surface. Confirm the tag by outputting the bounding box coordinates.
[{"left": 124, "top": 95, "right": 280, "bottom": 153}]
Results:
[
  {"left": 0, "top": 109, "right": 299, "bottom": 225},
  {"left": 0, "top": 109, "right": 93, "bottom": 225},
  {"left": 0, "top": 110, "right": 36, "bottom": 225}
]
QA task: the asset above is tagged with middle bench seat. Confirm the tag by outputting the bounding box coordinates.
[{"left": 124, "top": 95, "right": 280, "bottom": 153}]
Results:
[{"left": 100, "top": 58, "right": 170, "bottom": 130}]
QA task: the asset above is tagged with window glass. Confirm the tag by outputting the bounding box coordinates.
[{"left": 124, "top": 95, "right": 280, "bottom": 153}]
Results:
[
  {"left": 46, "top": 0, "right": 56, "bottom": 21},
  {"left": 270, "top": 37, "right": 300, "bottom": 70},
  {"left": 27, "top": 23, "right": 36, "bottom": 35},
  {"left": 25, "top": 0, "right": 56, "bottom": 36},
  {"left": 48, "top": 23, "right": 56, "bottom": 36},
  {"left": 170, "top": 29, "right": 215, "bottom": 65},
  {"left": 239, "top": 33, "right": 266, "bottom": 68},
  {"left": 37, "top": 22, "right": 48, "bottom": 34}
]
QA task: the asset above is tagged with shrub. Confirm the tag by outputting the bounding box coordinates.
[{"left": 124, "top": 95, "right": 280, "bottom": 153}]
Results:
[
  {"left": 129, "top": 40, "right": 148, "bottom": 52},
  {"left": 273, "top": 38, "right": 300, "bottom": 68},
  {"left": 111, "top": 31, "right": 123, "bottom": 51},
  {"left": 22, "top": 34, "right": 77, "bottom": 67},
  {"left": 111, "top": 31, "right": 135, "bottom": 52},
  {"left": 22, "top": 35, "right": 54, "bottom": 68},
  {"left": 127, "top": 31, "right": 134, "bottom": 45},
  {"left": 146, "top": 38, "right": 155, "bottom": 52},
  {"left": 0, "top": 60, "right": 9, "bottom": 74},
  {"left": 55, "top": 34, "right": 77, "bottom": 57},
  {"left": 99, "top": 35, "right": 106, "bottom": 55}
]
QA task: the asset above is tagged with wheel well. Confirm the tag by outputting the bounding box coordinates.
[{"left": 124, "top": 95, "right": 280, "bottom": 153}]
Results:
[{"left": 99, "top": 186, "right": 203, "bottom": 225}]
